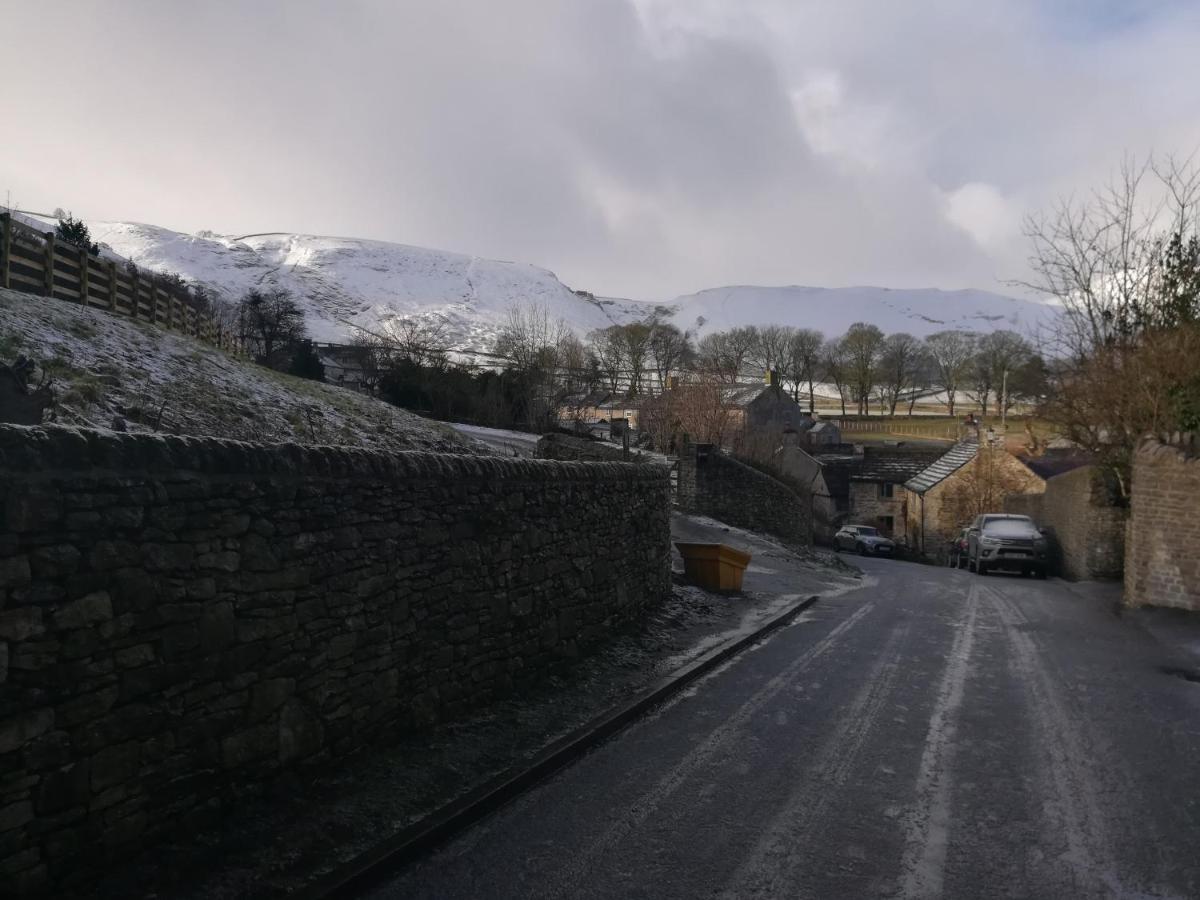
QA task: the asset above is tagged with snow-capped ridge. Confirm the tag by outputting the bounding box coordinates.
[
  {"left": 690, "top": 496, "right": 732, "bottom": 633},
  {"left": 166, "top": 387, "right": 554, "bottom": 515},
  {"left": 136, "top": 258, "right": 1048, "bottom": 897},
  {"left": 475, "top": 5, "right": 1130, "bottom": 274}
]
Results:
[{"left": 7, "top": 211, "right": 1051, "bottom": 344}]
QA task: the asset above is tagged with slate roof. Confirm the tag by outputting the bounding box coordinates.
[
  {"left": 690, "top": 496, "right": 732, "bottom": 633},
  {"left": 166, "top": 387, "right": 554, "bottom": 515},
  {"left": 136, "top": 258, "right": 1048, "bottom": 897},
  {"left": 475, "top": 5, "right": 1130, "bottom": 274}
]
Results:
[
  {"left": 852, "top": 446, "right": 947, "bottom": 484},
  {"left": 721, "top": 384, "right": 773, "bottom": 407},
  {"left": 903, "top": 437, "right": 981, "bottom": 494}
]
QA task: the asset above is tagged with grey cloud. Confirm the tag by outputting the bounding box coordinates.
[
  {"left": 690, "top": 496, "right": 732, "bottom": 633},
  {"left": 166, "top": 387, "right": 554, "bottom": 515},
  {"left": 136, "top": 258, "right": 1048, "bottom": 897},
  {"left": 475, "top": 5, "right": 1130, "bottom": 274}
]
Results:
[{"left": 2, "top": 0, "right": 1199, "bottom": 300}]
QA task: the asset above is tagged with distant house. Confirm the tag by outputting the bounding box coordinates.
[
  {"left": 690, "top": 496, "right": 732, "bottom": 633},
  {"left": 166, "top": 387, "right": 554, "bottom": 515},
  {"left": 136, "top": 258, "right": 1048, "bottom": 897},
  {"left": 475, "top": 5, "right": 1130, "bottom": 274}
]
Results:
[
  {"left": 771, "top": 437, "right": 942, "bottom": 543},
  {"left": 720, "top": 380, "right": 808, "bottom": 437},
  {"left": 559, "top": 391, "right": 645, "bottom": 432},
  {"left": 846, "top": 446, "right": 948, "bottom": 539}
]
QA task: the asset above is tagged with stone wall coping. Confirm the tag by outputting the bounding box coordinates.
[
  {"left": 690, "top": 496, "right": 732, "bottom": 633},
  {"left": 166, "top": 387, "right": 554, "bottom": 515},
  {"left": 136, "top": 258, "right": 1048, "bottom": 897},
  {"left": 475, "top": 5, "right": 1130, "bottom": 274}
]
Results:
[
  {"left": 1137, "top": 433, "right": 1199, "bottom": 460},
  {"left": 0, "top": 424, "right": 668, "bottom": 483}
]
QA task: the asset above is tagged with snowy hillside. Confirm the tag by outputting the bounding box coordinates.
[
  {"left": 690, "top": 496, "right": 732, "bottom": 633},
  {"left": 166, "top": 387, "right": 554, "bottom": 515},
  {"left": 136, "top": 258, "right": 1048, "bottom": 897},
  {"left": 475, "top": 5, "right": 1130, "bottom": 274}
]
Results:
[
  {"left": 12, "top": 212, "right": 1051, "bottom": 345},
  {"left": 12, "top": 213, "right": 647, "bottom": 346},
  {"left": 665, "top": 285, "right": 1051, "bottom": 340},
  {"left": 0, "top": 288, "right": 471, "bottom": 453}
]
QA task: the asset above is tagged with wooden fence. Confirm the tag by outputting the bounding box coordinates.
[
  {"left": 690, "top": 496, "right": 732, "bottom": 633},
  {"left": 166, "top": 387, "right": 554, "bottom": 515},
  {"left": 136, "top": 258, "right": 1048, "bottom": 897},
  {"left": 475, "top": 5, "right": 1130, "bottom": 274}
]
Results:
[
  {"left": 0, "top": 212, "right": 236, "bottom": 351},
  {"left": 833, "top": 415, "right": 962, "bottom": 440}
]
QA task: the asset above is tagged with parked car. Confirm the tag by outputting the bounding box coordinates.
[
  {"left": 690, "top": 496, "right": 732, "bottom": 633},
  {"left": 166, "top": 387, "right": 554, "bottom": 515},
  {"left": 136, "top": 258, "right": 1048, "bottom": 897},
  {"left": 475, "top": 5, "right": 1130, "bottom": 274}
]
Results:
[
  {"left": 966, "top": 514, "right": 1049, "bottom": 577},
  {"left": 834, "top": 525, "right": 895, "bottom": 556},
  {"left": 948, "top": 528, "right": 970, "bottom": 568}
]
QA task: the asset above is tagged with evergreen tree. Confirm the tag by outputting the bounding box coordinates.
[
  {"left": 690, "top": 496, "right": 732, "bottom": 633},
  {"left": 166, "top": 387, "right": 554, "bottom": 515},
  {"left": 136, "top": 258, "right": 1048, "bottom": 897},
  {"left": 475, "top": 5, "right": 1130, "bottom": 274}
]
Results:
[
  {"left": 288, "top": 340, "right": 326, "bottom": 382},
  {"left": 55, "top": 214, "right": 99, "bottom": 255}
]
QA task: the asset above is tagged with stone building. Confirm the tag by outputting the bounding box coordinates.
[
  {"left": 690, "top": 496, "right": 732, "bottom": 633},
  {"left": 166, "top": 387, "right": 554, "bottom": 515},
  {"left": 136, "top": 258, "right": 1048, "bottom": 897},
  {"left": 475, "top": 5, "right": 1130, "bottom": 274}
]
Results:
[
  {"left": 559, "top": 391, "right": 645, "bottom": 431},
  {"left": 902, "top": 436, "right": 1047, "bottom": 553},
  {"left": 846, "top": 446, "right": 948, "bottom": 540}
]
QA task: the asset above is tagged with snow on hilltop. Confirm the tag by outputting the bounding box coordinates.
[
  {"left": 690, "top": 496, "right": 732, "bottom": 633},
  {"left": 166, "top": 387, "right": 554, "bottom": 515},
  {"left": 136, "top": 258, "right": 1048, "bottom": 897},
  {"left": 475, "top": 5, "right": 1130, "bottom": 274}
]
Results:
[{"left": 16, "top": 213, "right": 1050, "bottom": 343}]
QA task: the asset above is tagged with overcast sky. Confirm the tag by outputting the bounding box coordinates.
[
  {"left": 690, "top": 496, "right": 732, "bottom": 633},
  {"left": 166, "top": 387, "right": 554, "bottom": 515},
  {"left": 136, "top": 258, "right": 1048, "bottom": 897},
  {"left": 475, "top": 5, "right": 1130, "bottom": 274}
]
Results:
[{"left": 4, "top": 0, "right": 1200, "bottom": 300}]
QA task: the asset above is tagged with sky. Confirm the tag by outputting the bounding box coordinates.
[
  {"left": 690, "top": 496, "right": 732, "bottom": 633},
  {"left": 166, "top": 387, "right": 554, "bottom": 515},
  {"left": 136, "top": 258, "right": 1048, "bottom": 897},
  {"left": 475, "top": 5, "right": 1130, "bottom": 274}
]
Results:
[{"left": 4, "top": 0, "right": 1200, "bottom": 301}]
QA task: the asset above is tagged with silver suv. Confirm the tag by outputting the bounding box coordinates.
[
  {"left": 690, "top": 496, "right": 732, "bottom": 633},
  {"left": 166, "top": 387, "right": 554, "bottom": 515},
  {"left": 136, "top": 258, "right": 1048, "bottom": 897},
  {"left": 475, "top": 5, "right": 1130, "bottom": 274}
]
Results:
[{"left": 966, "top": 514, "right": 1049, "bottom": 578}]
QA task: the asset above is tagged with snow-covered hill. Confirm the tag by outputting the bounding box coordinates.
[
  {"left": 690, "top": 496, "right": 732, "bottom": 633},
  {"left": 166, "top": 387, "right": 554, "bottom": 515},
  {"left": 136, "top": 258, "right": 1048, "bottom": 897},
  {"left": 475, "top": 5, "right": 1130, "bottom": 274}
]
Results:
[{"left": 12, "top": 212, "right": 1051, "bottom": 344}]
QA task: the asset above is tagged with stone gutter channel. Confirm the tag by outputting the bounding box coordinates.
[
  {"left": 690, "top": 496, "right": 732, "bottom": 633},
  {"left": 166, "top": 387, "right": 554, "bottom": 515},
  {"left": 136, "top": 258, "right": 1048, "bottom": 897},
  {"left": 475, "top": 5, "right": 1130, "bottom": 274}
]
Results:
[{"left": 297, "top": 593, "right": 820, "bottom": 900}]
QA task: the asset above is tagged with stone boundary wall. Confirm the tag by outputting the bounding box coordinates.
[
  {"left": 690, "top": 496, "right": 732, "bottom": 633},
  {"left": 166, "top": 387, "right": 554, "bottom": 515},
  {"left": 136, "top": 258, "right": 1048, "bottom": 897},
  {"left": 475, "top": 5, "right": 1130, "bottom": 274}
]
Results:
[
  {"left": 535, "top": 432, "right": 629, "bottom": 463},
  {"left": 1125, "top": 436, "right": 1200, "bottom": 609},
  {"left": 0, "top": 425, "right": 671, "bottom": 893},
  {"left": 1003, "top": 465, "right": 1126, "bottom": 580},
  {"left": 676, "top": 442, "right": 810, "bottom": 546}
]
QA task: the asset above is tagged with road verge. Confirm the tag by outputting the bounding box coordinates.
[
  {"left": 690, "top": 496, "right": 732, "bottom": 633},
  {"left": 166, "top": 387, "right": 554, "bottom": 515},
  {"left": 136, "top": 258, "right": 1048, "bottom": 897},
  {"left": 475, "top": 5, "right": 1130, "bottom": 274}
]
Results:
[{"left": 298, "top": 593, "right": 821, "bottom": 899}]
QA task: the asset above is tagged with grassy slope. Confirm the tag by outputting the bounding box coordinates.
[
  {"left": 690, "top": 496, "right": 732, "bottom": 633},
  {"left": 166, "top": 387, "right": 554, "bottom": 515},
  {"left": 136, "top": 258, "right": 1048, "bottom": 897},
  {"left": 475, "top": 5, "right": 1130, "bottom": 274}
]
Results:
[{"left": 0, "top": 288, "right": 471, "bottom": 453}]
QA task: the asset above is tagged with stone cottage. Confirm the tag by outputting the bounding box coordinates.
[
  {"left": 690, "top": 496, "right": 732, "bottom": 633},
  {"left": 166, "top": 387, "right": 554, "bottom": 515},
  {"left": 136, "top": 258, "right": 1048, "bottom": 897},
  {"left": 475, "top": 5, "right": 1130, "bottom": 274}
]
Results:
[
  {"left": 902, "top": 435, "right": 1047, "bottom": 554},
  {"left": 846, "top": 445, "right": 949, "bottom": 541}
]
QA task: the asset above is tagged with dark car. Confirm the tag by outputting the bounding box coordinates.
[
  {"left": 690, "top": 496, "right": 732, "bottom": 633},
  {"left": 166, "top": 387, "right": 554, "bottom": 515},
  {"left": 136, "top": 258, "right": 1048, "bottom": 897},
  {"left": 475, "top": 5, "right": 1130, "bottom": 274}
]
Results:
[
  {"left": 966, "top": 514, "right": 1049, "bottom": 577},
  {"left": 834, "top": 525, "right": 895, "bottom": 556}
]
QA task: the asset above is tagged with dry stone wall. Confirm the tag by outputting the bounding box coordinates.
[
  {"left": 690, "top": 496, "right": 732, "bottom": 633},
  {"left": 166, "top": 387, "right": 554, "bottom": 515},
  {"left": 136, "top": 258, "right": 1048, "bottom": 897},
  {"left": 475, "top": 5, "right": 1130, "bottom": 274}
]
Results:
[
  {"left": 0, "top": 425, "right": 670, "bottom": 894},
  {"left": 1003, "top": 465, "right": 1126, "bottom": 580},
  {"left": 677, "top": 442, "right": 810, "bottom": 546},
  {"left": 1125, "top": 435, "right": 1200, "bottom": 609}
]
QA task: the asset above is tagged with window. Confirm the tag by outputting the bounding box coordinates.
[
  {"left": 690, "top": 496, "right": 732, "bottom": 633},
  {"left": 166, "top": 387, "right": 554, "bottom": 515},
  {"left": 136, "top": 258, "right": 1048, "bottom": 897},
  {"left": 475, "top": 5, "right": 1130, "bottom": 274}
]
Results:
[
  {"left": 880, "top": 516, "right": 894, "bottom": 535},
  {"left": 879, "top": 482, "right": 894, "bottom": 498}
]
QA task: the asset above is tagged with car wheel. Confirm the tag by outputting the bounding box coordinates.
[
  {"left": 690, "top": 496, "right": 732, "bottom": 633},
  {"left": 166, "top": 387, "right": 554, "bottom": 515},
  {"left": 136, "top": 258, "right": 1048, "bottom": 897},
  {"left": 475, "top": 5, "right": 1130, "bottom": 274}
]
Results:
[
  {"left": 977, "top": 561, "right": 989, "bottom": 576},
  {"left": 856, "top": 542, "right": 867, "bottom": 556},
  {"left": 1034, "top": 567, "right": 1047, "bottom": 580}
]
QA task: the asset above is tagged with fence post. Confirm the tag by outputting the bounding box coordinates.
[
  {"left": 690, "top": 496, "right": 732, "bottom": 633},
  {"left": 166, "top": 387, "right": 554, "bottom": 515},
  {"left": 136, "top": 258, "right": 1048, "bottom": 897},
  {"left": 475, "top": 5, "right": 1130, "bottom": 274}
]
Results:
[
  {"left": 134, "top": 270, "right": 147, "bottom": 323},
  {"left": 42, "top": 232, "right": 55, "bottom": 297},
  {"left": 0, "top": 212, "right": 10, "bottom": 290},
  {"left": 78, "top": 245, "right": 90, "bottom": 306},
  {"left": 108, "top": 260, "right": 118, "bottom": 312}
]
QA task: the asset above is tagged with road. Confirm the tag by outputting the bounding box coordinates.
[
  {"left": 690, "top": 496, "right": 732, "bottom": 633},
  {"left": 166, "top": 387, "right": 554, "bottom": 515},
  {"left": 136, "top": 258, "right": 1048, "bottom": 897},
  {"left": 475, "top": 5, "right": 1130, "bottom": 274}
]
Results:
[{"left": 365, "top": 558, "right": 1200, "bottom": 899}]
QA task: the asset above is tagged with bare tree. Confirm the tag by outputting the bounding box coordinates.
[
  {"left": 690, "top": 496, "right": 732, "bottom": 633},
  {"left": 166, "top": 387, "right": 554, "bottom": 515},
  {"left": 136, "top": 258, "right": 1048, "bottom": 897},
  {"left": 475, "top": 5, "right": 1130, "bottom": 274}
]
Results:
[
  {"left": 648, "top": 321, "right": 693, "bottom": 391},
  {"left": 877, "top": 332, "right": 921, "bottom": 415},
  {"left": 588, "top": 326, "right": 625, "bottom": 392},
  {"left": 750, "top": 324, "right": 792, "bottom": 377},
  {"left": 841, "top": 322, "right": 885, "bottom": 415},
  {"left": 724, "top": 326, "right": 760, "bottom": 378},
  {"left": 1020, "top": 152, "right": 1200, "bottom": 495},
  {"left": 1019, "top": 153, "right": 1200, "bottom": 356},
  {"left": 377, "top": 315, "right": 452, "bottom": 368},
  {"left": 781, "top": 328, "right": 824, "bottom": 411},
  {"left": 495, "top": 301, "right": 571, "bottom": 430},
  {"left": 695, "top": 332, "right": 740, "bottom": 383},
  {"left": 618, "top": 321, "right": 654, "bottom": 395},
  {"left": 924, "top": 330, "right": 977, "bottom": 415},
  {"left": 820, "top": 339, "right": 851, "bottom": 417},
  {"left": 975, "top": 330, "right": 1033, "bottom": 417}
]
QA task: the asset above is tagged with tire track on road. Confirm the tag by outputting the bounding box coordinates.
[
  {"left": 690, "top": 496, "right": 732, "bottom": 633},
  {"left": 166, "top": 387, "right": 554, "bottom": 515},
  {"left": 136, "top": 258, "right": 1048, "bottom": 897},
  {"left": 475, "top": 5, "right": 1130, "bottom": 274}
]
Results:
[
  {"left": 983, "top": 584, "right": 1179, "bottom": 899},
  {"left": 551, "top": 601, "right": 879, "bottom": 890},
  {"left": 897, "top": 581, "right": 981, "bottom": 900},
  {"left": 720, "top": 619, "right": 913, "bottom": 898}
]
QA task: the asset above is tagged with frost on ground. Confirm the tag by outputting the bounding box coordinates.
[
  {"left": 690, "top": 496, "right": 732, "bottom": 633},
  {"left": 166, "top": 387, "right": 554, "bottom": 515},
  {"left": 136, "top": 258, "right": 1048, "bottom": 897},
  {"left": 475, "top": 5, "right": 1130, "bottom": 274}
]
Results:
[
  {"left": 0, "top": 288, "right": 470, "bottom": 453},
  {"left": 82, "top": 512, "right": 861, "bottom": 900},
  {"left": 449, "top": 422, "right": 542, "bottom": 457}
]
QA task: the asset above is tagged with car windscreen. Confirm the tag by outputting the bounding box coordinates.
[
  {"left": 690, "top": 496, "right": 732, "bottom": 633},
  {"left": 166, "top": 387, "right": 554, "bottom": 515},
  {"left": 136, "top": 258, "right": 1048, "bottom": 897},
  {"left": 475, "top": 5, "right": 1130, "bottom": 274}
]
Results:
[
  {"left": 858, "top": 527, "right": 878, "bottom": 536},
  {"left": 984, "top": 519, "right": 1037, "bottom": 537}
]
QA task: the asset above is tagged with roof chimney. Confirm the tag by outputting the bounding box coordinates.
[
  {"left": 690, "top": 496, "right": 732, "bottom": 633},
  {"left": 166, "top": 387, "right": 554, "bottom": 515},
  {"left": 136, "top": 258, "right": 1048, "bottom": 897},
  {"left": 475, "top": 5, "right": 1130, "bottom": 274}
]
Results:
[{"left": 763, "top": 369, "right": 779, "bottom": 387}]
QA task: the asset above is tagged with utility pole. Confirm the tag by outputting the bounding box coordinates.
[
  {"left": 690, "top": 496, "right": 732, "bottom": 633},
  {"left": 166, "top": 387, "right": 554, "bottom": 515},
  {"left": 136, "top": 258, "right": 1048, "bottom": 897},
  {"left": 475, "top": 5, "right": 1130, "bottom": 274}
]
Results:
[{"left": 1001, "top": 368, "right": 1009, "bottom": 433}]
